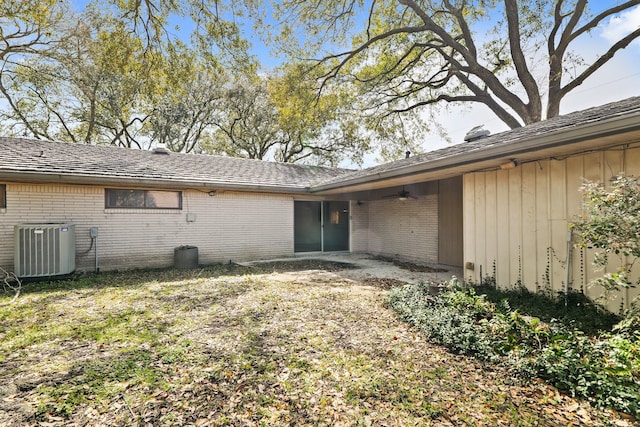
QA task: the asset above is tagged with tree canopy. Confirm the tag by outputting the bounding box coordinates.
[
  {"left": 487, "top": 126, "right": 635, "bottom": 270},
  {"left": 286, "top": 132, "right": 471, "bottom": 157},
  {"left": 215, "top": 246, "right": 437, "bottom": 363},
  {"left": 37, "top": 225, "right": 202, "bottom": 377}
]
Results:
[
  {"left": 0, "top": 0, "right": 374, "bottom": 165},
  {"left": 266, "top": 0, "right": 640, "bottom": 131},
  {"left": 1, "top": 0, "right": 639, "bottom": 164}
]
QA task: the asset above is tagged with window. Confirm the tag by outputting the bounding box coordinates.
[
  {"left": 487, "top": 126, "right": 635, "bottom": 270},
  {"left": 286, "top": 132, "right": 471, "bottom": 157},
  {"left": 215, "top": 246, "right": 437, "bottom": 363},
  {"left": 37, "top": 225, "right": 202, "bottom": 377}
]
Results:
[
  {"left": 0, "top": 184, "right": 5, "bottom": 208},
  {"left": 105, "top": 189, "right": 182, "bottom": 209}
]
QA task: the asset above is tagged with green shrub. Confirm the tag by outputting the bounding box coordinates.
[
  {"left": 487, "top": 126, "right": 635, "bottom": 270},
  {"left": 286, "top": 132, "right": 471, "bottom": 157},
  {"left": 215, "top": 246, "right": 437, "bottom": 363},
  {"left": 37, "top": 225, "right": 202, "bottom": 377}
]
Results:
[
  {"left": 387, "top": 283, "right": 496, "bottom": 361},
  {"left": 387, "top": 283, "right": 640, "bottom": 416},
  {"left": 474, "top": 284, "right": 620, "bottom": 335},
  {"left": 530, "top": 331, "right": 640, "bottom": 415}
]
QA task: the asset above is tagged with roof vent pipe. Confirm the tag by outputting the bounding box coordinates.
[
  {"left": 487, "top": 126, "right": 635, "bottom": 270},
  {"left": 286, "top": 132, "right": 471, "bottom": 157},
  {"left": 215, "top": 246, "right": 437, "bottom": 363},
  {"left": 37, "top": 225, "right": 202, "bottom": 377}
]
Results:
[
  {"left": 405, "top": 151, "right": 411, "bottom": 159},
  {"left": 152, "top": 143, "right": 170, "bottom": 155},
  {"left": 464, "top": 125, "right": 490, "bottom": 142}
]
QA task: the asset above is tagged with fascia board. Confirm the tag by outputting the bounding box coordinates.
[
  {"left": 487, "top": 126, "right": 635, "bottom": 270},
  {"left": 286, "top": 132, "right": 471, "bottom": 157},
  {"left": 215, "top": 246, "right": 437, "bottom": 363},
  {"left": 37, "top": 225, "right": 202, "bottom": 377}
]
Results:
[{"left": 0, "top": 171, "right": 310, "bottom": 194}]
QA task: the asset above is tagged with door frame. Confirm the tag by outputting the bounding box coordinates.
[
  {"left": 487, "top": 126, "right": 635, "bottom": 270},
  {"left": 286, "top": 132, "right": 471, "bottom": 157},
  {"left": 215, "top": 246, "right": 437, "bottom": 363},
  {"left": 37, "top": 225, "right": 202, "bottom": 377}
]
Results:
[{"left": 294, "top": 200, "right": 350, "bottom": 253}]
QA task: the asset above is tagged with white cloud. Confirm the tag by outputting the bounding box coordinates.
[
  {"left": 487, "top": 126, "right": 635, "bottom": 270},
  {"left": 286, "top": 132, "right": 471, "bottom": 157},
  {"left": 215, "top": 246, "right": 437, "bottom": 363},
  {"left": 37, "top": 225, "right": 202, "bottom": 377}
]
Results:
[{"left": 600, "top": 6, "right": 640, "bottom": 46}]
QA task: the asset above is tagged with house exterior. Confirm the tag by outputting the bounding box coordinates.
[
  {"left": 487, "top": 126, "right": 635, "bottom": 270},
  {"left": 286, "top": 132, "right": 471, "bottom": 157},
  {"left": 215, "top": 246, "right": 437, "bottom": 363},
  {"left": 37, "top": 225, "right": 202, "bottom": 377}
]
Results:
[{"left": 1, "top": 96, "right": 639, "bottom": 309}]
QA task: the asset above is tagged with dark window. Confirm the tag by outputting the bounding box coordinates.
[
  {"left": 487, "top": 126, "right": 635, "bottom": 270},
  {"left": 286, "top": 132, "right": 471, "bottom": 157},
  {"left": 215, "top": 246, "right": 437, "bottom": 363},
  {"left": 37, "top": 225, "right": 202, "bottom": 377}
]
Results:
[
  {"left": 105, "top": 189, "right": 181, "bottom": 209},
  {"left": 0, "top": 184, "right": 5, "bottom": 208}
]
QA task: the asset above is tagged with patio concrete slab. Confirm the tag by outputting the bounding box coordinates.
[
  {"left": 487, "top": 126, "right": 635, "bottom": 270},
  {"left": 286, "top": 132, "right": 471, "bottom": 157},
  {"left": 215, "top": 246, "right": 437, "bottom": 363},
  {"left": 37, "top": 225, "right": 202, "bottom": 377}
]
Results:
[{"left": 246, "top": 253, "right": 463, "bottom": 285}]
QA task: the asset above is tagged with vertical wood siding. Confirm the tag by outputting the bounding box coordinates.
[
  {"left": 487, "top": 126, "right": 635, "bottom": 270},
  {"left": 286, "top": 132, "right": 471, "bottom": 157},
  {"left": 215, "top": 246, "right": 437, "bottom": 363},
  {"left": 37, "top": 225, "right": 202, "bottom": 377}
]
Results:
[
  {"left": 438, "top": 177, "right": 463, "bottom": 267},
  {"left": 0, "top": 184, "right": 294, "bottom": 272},
  {"left": 463, "top": 144, "right": 640, "bottom": 311}
]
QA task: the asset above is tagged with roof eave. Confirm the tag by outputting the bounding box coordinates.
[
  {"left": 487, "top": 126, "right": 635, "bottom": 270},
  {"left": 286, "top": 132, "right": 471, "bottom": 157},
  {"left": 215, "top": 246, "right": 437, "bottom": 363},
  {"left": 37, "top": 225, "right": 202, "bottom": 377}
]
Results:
[
  {"left": 311, "top": 111, "right": 640, "bottom": 193},
  {"left": 0, "top": 171, "right": 311, "bottom": 194}
]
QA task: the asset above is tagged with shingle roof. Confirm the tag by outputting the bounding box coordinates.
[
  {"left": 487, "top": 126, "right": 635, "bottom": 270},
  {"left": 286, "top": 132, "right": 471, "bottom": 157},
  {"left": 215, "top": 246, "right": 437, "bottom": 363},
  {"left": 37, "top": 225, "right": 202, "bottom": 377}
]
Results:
[
  {"left": 0, "top": 138, "right": 351, "bottom": 192},
  {"left": 313, "top": 96, "right": 640, "bottom": 190},
  {"left": 2, "top": 97, "right": 639, "bottom": 193}
]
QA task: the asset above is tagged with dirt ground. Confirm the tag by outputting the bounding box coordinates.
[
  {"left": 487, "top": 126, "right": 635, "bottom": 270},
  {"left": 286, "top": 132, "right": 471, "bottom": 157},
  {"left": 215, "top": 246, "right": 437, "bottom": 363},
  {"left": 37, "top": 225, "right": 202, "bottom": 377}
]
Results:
[{"left": 0, "top": 257, "right": 635, "bottom": 426}]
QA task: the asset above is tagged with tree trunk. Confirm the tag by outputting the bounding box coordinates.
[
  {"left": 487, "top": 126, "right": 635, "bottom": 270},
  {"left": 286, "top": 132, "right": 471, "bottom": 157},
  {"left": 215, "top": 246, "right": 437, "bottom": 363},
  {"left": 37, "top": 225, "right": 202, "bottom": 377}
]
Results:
[{"left": 547, "top": 53, "right": 563, "bottom": 119}]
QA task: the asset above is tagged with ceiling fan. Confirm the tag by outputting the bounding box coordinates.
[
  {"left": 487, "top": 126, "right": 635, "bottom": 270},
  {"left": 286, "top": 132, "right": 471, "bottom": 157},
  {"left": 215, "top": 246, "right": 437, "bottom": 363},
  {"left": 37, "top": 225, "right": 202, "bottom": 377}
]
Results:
[{"left": 383, "top": 186, "right": 418, "bottom": 200}]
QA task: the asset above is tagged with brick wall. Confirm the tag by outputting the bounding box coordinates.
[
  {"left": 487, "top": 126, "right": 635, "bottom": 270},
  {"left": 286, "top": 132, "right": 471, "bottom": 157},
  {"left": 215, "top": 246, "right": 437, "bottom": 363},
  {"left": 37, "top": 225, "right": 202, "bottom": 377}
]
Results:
[
  {"left": 0, "top": 183, "right": 294, "bottom": 272},
  {"left": 366, "top": 194, "right": 438, "bottom": 263},
  {"left": 350, "top": 200, "right": 368, "bottom": 253}
]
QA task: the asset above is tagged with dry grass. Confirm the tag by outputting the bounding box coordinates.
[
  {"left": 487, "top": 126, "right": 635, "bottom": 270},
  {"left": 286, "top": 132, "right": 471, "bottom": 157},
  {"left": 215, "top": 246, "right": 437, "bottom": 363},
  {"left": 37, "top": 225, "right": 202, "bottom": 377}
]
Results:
[{"left": 0, "top": 261, "right": 634, "bottom": 426}]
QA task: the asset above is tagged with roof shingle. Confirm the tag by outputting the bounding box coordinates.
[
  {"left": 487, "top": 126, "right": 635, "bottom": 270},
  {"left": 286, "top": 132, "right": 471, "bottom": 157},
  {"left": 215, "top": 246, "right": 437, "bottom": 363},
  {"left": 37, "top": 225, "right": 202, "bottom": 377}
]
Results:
[
  {"left": 1, "top": 97, "right": 639, "bottom": 192},
  {"left": 0, "top": 138, "right": 351, "bottom": 191},
  {"left": 315, "top": 96, "right": 640, "bottom": 188}
]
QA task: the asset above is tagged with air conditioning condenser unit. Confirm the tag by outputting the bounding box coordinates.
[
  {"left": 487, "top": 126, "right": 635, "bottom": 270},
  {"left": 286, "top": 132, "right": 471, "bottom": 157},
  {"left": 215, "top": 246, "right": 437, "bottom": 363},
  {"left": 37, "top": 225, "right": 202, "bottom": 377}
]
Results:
[{"left": 14, "top": 224, "right": 76, "bottom": 278}]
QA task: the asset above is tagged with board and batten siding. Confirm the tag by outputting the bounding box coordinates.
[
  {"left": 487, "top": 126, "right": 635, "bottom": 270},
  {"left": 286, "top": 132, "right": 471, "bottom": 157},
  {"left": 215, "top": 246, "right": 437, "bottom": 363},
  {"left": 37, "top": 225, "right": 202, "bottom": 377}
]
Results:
[
  {"left": 366, "top": 194, "right": 438, "bottom": 263},
  {"left": 0, "top": 183, "right": 295, "bottom": 272},
  {"left": 463, "top": 144, "right": 640, "bottom": 311}
]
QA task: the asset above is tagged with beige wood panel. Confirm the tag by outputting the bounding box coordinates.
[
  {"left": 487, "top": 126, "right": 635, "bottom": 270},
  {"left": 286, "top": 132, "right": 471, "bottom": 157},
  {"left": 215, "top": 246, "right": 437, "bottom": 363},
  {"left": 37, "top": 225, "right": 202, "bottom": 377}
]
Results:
[
  {"left": 463, "top": 174, "right": 477, "bottom": 281},
  {"left": 484, "top": 171, "right": 498, "bottom": 281},
  {"left": 462, "top": 144, "right": 640, "bottom": 309},
  {"left": 496, "top": 169, "right": 510, "bottom": 285},
  {"left": 566, "top": 155, "right": 584, "bottom": 293},
  {"left": 508, "top": 167, "right": 523, "bottom": 286},
  {"left": 603, "top": 150, "right": 626, "bottom": 311},
  {"left": 625, "top": 147, "right": 640, "bottom": 306},
  {"left": 549, "top": 159, "right": 568, "bottom": 292},
  {"left": 581, "top": 152, "right": 604, "bottom": 296},
  {"left": 438, "top": 177, "right": 463, "bottom": 267},
  {"left": 604, "top": 150, "right": 625, "bottom": 187},
  {"left": 474, "top": 174, "right": 487, "bottom": 277},
  {"left": 535, "top": 161, "right": 550, "bottom": 292},
  {"left": 521, "top": 162, "right": 537, "bottom": 290},
  {"left": 582, "top": 152, "right": 603, "bottom": 182},
  {"left": 626, "top": 146, "right": 640, "bottom": 175}
]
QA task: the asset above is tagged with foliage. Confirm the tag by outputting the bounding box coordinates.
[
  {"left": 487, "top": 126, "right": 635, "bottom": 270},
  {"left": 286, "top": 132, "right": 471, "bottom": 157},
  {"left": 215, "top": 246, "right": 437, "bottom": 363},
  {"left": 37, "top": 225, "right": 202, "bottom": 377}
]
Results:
[
  {"left": 474, "top": 284, "right": 620, "bottom": 335},
  {"left": 388, "top": 282, "right": 498, "bottom": 361},
  {"left": 145, "top": 42, "right": 227, "bottom": 153},
  {"left": 0, "top": 1, "right": 375, "bottom": 165},
  {"left": 532, "top": 331, "right": 640, "bottom": 416},
  {"left": 0, "top": 0, "right": 253, "bottom": 151},
  {"left": 572, "top": 175, "right": 640, "bottom": 330},
  {"left": 387, "top": 283, "right": 640, "bottom": 416},
  {"left": 3, "top": 1, "right": 640, "bottom": 162},
  {"left": 264, "top": 0, "right": 640, "bottom": 146},
  {"left": 202, "top": 67, "right": 371, "bottom": 166}
]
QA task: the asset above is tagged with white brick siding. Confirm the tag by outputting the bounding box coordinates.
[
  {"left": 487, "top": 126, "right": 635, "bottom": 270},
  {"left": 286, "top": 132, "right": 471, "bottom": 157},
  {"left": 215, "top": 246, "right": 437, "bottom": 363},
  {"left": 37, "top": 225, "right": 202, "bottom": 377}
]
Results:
[
  {"left": 0, "top": 183, "right": 294, "bottom": 272},
  {"left": 365, "top": 194, "right": 439, "bottom": 263},
  {"left": 350, "top": 200, "right": 368, "bottom": 253}
]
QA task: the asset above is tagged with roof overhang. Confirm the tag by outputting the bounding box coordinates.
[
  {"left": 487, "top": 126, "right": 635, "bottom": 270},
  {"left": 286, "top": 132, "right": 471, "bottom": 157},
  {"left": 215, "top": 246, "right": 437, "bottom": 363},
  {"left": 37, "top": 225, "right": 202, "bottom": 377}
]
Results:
[
  {"left": 0, "top": 171, "right": 311, "bottom": 194},
  {"left": 311, "top": 111, "right": 640, "bottom": 195}
]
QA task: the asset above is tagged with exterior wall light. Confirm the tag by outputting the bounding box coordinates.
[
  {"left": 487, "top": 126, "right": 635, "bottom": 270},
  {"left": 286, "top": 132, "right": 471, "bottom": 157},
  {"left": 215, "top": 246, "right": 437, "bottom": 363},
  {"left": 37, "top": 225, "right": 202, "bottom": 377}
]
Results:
[{"left": 500, "top": 159, "right": 518, "bottom": 170}]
